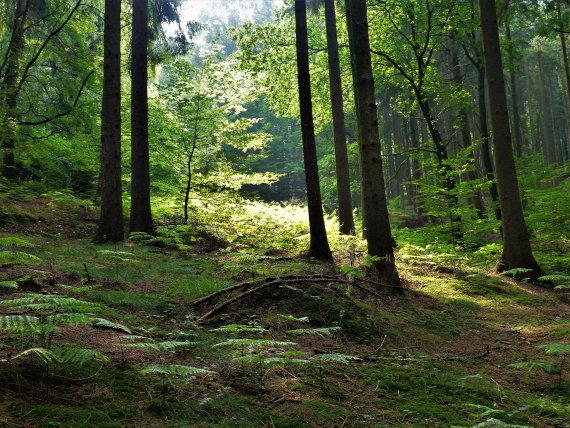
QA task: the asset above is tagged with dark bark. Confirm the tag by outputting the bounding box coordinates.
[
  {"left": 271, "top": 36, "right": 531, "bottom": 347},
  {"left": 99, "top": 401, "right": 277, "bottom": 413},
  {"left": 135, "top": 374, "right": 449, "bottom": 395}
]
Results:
[
  {"left": 345, "top": 0, "right": 400, "bottom": 288},
  {"left": 294, "top": 0, "right": 333, "bottom": 261},
  {"left": 96, "top": 0, "right": 124, "bottom": 242},
  {"left": 505, "top": 21, "right": 524, "bottom": 157},
  {"left": 478, "top": 0, "right": 542, "bottom": 277},
  {"left": 1, "top": 0, "right": 28, "bottom": 180},
  {"left": 130, "top": 0, "right": 154, "bottom": 234},
  {"left": 324, "top": 0, "right": 355, "bottom": 235}
]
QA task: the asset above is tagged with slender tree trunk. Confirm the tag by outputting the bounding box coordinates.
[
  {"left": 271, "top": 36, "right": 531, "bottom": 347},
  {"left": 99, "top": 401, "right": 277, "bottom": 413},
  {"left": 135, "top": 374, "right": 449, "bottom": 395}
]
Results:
[
  {"left": 505, "top": 21, "right": 524, "bottom": 157},
  {"left": 130, "top": 0, "right": 153, "bottom": 234},
  {"left": 324, "top": 0, "right": 354, "bottom": 235},
  {"left": 537, "top": 53, "right": 558, "bottom": 164},
  {"left": 478, "top": 0, "right": 542, "bottom": 277},
  {"left": 294, "top": 0, "right": 333, "bottom": 261},
  {"left": 345, "top": 0, "right": 399, "bottom": 288},
  {"left": 559, "top": 2, "right": 570, "bottom": 110},
  {"left": 96, "top": 0, "right": 124, "bottom": 242},
  {"left": 409, "top": 114, "right": 423, "bottom": 215},
  {"left": 451, "top": 43, "right": 485, "bottom": 218},
  {"left": 477, "top": 67, "right": 501, "bottom": 220},
  {"left": 1, "top": 0, "right": 28, "bottom": 180}
]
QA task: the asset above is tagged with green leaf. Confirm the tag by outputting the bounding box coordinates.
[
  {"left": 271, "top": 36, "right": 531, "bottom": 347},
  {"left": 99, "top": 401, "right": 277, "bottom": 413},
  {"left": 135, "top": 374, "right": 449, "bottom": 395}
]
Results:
[
  {"left": 51, "top": 347, "right": 109, "bottom": 365},
  {"left": 0, "top": 281, "right": 18, "bottom": 289},
  {"left": 0, "top": 237, "right": 37, "bottom": 248},
  {"left": 13, "top": 348, "right": 57, "bottom": 364},
  {"left": 92, "top": 318, "right": 132, "bottom": 334},
  {"left": 118, "top": 341, "right": 197, "bottom": 352},
  {"left": 508, "top": 360, "right": 559, "bottom": 374},
  {"left": 213, "top": 338, "right": 296, "bottom": 348},
  {"left": 311, "top": 353, "right": 362, "bottom": 364},
  {"left": 0, "top": 315, "right": 40, "bottom": 333},
  {"left": 286, "top": 327, "right": 341, "bottom": 336},
  {"left": 140, "top": 364, "right": 216, "bottom": 377},
  {"left": 0, "top": 251, "right": 41, "bottom": 266},
  {"left": 537, "top": 343, "right": 570, "bottom": 355},
  {"left": 210, "top": 323, "right": 266, "bottom": 333}
]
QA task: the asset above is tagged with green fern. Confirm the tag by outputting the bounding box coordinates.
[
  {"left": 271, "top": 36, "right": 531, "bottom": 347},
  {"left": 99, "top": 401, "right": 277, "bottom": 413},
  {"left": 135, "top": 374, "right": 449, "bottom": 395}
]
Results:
[
  {"left": 286, "top": 326, "right": 341, "bottom": 336},
  {"left": 536, "top": 343, "right": 570, "bottom": 355},
  {"left": 92, "top": 318, "right": 132, "bottom": 334},
  {"left": 0, "top": 293, "right": 99, "bottom": 312},
  {"left": 128, "top": 232, "right": 154, "bottom": 242},
  {"left": 56, "top": 284, "right": 102, "bottom": 293},
  {"left": 275, "top": 314, "right": 309, "bottom": 323},
  {"left": 118, "top": 341, "right": 197, "bottom": 352},
  {"left": 210, "top": 324, "right": 266, "bottom": 333},
  {"left": 508, "top": 360, "right": 560, "bottom": 374},
  {"left": 0, "top": 251, "right": 41, "bottom": 266},
  {"left": 233, "top": 355, "right": 310, "bottom": 366},
  {"left": 0, "top": 280, "right": 18, "bottom": 289},
  {"left": 0, "top": 315, "right": 40, "bottom": 333},
  {"left": 140, "top": 364, "right": 216, "bottom": 377},
  {"left": 311, "top": 353, "right": 362, "bottom": 364},
  {"left": 537, "top": 274, "right": 570, "bottom": 282},
  {"left": 13, "top": 347, "right": 109, "bottom": 366},
  {"left": 213, "top": 338, "right": 296, "bottom": 348},
  {"left": 0, "top": 237, "right": 37, "bottom": 248},
  {"left": 500, "top": 268, "right": 533, "bottom": 278}
]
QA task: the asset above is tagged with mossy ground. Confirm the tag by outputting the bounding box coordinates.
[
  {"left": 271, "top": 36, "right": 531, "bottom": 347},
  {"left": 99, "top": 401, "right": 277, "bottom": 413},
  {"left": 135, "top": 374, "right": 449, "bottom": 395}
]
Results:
[{"left": 0, "top": 202, "right": 569, "bottom": 427}]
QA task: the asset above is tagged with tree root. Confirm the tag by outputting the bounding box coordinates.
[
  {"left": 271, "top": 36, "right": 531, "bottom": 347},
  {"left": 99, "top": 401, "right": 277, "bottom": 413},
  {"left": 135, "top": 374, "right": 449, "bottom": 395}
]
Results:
[{"left": 195, "top": 274, "right": 398, "bottom": 323}]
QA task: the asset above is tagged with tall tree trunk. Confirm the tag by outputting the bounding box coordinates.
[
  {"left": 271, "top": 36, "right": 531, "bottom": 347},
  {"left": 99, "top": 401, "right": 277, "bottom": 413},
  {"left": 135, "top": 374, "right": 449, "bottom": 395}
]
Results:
[
  {"left": 478, "top": 0, "right": 542, "bottom": 277},
  {"left": 409, "top": 114, "right": 423, "bottom": 215},
  {"left": 323, "top": 0, "right": 354, "bottom": 235},
  {"left": 559, "top": 1, "right": 570, "bottom": 110},
  {"left": 294, "top": 0, "right": 333, "bottom": 261},
  {"left": 537, "top": 52, "right": 558, "bottom": 164},
  {"left": 1, "top": 0, "right": 28, "bottom": 180},
  {"left": 96, "top": 0, "right": 124, "bottom": 242},
  {"left": 130, "top": 0, "right": 154, "bottom": 234},
  {"left": 505, "top": 21, "right": 524, "bottom": 157},
  {"left": 345, "top": 0, "right": 399, "bottom": 288},
  {"left": 477, "top": 67, "right": 501, "bottom": 220}
]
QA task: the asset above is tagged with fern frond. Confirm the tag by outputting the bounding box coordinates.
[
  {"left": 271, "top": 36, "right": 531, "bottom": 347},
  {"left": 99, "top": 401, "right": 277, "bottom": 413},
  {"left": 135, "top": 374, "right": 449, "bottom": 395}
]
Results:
[
  {"left": 537, "top": 274, "right": 570, "bottom": 283},
  {"left": 311, "top": 353, "right": 362, "bottom": 364},
  {"left": 0, "top": 251, "right": 41, "bottom": 266},
  {"left": 0, "top": 237, "right": 37, "bottom": 248},
  {"left": 233, "top": 355, "right": 310, "bottom": 365},
  {"left": 286, "top": 327, "right": 341, "bottom": 336},
  {"left": 140, "top": 364, "right": 216, "bottom": 377},
  {"left": 554, "top": 284, "right": 570, "bottom": 290},
  {"left": 213, "top": 338, "right": 296, "bottom": 348},
  {"left": 276, "top": 314, "right": 309, "bottom": 323},
  {"left": 500, "top": 268, "right": 533, "bottom": 277},
  {"left": 508, "top": 360, "right": 560, "bottom": 374},
  {"left": 0, "top": 280, "right": 18, "bottom": 289},
  {"left": 51, "top": 347, "right": 109, "bottom": 365},
  {"left": 0, "top": 294, "right": 99, "bottom": 312},
  {"left": 536, "top": 343, "right": 570, "bottom": 355},
  {"left": 13, "top": 347, "right": 58, "bottom": 364},
  {"left": 0, "top": 315, "right": 40, "bottom": 333},
  {"left": 92, "top": 318, "right": 131, "bottom": 334},
  {"left": 210, "top": 324, "right": 266, "bottom": 333},
  {"left": 47, "top": 313, "right": 95, "bottom": 326},
  {"left": 118, "top": 340, "right": 197, "bottom": 352},
  {"left": 128, "top": 232, "right": 154, "bottom": 241},
  {"left": 56, "top": 284, "right": 102, "bottom": 293}
]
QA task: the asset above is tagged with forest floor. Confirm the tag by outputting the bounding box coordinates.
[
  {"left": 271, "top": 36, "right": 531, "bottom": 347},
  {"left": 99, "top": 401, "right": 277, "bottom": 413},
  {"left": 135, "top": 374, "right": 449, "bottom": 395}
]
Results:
[{"left": 0, "top": 198, "right": 569, "bottom": 427}]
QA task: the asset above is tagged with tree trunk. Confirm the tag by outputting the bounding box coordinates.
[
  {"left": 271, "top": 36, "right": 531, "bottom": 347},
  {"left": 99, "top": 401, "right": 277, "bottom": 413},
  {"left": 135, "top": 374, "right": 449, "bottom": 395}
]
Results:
[
  {"left": 478, "top": 0, "right": 542, "bottom": 277},
  {"left": 130, "top": 0, "right": 154, "bottom": 234},
  {"left": 505, "top": 21, "right": 524, "bottom": 157},
  {"left": 324, "top": 0, "right": 355, "bottom": 235},
  {"left": 477, "top": 67, "right": 501, "bottom": 220},
  {"left": 1, "top": 0, "right": 28, "bottom": 180},
  {"left": 294, "top": 0, "right": 333, "bottom": 261},
  {"left": 537, "top": 52, "right": 558, "bottom": 164},
  {"left": 96, "top": 0, "right": 124, "bottom": 242},
  {"left": 345, "top": 0, "right": 400, "bottom": 288}
]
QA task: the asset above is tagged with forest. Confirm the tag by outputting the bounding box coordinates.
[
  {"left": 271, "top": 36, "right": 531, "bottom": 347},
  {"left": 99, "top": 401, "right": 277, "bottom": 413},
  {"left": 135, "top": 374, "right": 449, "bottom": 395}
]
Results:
[{"left": 0, "top": 0, "right": 569, "bottom": 426}]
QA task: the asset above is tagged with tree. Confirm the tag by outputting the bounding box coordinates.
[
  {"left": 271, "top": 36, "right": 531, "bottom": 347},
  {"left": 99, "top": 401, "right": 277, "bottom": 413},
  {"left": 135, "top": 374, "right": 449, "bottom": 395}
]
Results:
[
  {"left": 96, "top": 0, "right": 124, "bottom": 242},
  {"left": 130, "top": 0, "right": 154, "bottom": 234},
  {"left": 294, "top": 0, "right": 333, "bottom": 261},
  {"left": 345, "top": 0, "right": 400, "bottom": 287},
  {"left": 322, "top": 0, "right": 355, "bottom": 235},
  {"left": 478, "top": 0, "right": 543, "bottom": 276}
]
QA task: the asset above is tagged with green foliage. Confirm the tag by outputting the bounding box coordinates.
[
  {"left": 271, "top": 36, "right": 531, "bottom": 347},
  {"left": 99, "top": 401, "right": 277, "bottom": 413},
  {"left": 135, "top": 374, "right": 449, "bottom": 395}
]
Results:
[
  {"left": 311, "top": 353, "right": 362, "bottom": 364},
  {"left": 286, "top": 326, "right": 341, "bottom": 336},
  {"left": 0, "top": 251, "right": 41, "bottom": 266},
  {"left": 0, "top": 237, "right": 37, "bottom": 248},
  {"left": 118, "top": 341, "right": 198, "bottom": 352},
  {"left": 210, "top": 324, "right": 266, "bottom": 333},
  {"left": 508, "top": 360, "right": 560, "bottom": 374},
  {"left": 536, "top": 343, "right": 570, "bottom": 356},
  {"left": 213, "top": 338, "right": 296, "bottom": 348},
  {"left": 13, "top": 347, "right": 109, "bottom": 366},
  {"left": 140, "top": 364, "right": 216, "bottom": 377},
  {"left": 0, "top": 280, "right": 18, "bottom": 289},
  {"left": 0, "top": 293, "right": 99, "bottom": 312}
]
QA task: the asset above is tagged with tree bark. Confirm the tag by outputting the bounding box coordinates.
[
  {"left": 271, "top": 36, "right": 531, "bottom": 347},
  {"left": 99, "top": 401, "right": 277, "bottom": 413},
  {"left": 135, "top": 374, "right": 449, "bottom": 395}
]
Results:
[
  {"left": 294, "top": 0, "right": 333, "bottom": 261},
  {"left": 505, "top": 21, "right": 524, "bottom": 157},
  {"left": 478, "top": 0, "right": 542, "bottom": 276},
  {"left": 324, "top": 0, "right": 355, "bottom": 235},
  {"left": 345, "top": 0, "right": 400, "bottom": 288},
  {"left": 1, "top": 0, "right": 28, "bottom": 180},
  {"left": 96, "top": 0, "right": 124, "bottom": 242},
  {"left": 130, "top": 0, "right": 154, "bottom": 234}
]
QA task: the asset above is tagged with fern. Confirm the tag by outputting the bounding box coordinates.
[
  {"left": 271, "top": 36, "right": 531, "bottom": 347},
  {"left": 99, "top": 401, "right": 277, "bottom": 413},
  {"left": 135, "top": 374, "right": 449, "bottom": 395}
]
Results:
[
  {"left": 0, "top": 293, "right": 99, "bottom": 312},
  {"left": 508, "top": 360, "right": 560, "bottom": 374},
  {"left": 97, "top": 250, "right": 137, "bottom": 257},
  {"left": 56, "top": 284, "right": 102, "bottom": 293},
  {"left": 214, "top": 338, "right": 296, "bottom": 348},
  {"left": 536, "top": 343, "right": 570, "bottom": 355},
  {"left": 0, "top": 237, "right": 37, "bottom": 248},
  {"left": 118, "top": 341, "right": 197, "bottom": 352},
  {"left": 537, "top": 274, "right": 570, "bottom": 283},
  {"left": 0, "top": 280, "right": 18, "bottom": 289},
  {"left": 555, "top": 283, "right": 570, "bottom": 290},
  {"left": 233, "top": 355, "right": 310, "bottom": 366},
  {"left": 286, "top": 326, "right": 341, "bottom": 336},
  {"left": 311, "top": 353, "right": 362, "bottom": 364},
  {"left": 128, "top": 232, "right": 154, "bottom": 242},
  {"left": 0, "top": 315, "right": 40, "bottom": 333},
  {"left": 500, "top": 268, "right": 533, "bottom": 278},
  {"left": 0, "top": 251, "right": 41, "bottom": 266},
  {"left": 465, "top": 403, "right": 505, "bottom": 417},
  {"left": 140, "top": 364, "right": 216, "bottom": 377},
  {"left": 210, "top": 324, "right": 266, "bottom": 333},
  {"left": 13, "top": 347, "right": 109, "bottom": 366},
  {"left": 275, "top": 314, "right": 309, "bottom": 323},
  {"left": 92, "top": 318, "right": 131, "bottom": 334},
  {"left": 469, "top": 418, "right": 532, "bottom": 428}
]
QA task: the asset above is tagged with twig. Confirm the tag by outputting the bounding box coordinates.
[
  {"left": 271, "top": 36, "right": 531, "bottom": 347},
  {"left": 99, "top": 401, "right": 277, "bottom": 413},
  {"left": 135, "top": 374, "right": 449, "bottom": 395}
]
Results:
[{"left": 82, "top": 262, "right": 91, "bottom": 283}]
